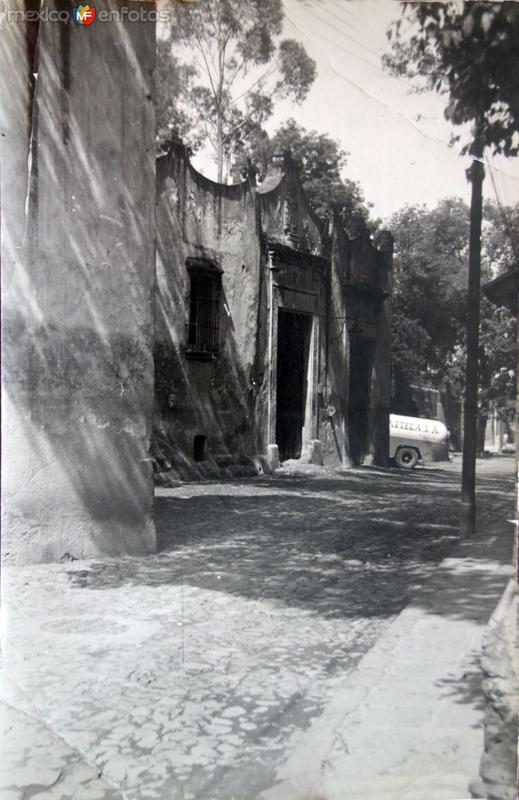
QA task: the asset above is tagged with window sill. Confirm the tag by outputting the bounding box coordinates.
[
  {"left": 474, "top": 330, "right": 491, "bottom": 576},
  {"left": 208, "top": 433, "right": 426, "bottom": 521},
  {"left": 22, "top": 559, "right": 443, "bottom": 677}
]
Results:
[{"left": 184, "top": 349, "right": 218, "bottom": 361}]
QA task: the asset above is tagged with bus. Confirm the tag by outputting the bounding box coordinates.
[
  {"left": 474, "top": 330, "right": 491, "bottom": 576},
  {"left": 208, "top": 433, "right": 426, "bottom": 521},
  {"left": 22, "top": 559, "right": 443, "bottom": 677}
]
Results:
[{"left": 389, "top": 414, "right": 450, "bottom": 469}]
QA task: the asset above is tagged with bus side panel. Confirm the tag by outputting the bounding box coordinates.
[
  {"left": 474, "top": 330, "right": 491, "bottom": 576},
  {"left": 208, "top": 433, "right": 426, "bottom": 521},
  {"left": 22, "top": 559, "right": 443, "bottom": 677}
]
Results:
[
  {"left": 430, "top": 442, "right": 450, "bottom": 462},
  {"left": 389, "top": 436, "right": 446, "bottom": 463},
  {"left": 389, "top": 435, "right": 424, "bottom": 460}
]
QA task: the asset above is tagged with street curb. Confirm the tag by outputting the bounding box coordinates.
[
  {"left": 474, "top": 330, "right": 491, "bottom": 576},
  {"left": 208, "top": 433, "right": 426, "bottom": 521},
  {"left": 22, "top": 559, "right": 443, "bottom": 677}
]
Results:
[
  {"left": 485, "top": 578, "right": 517, "bottom": 631},
  {"left": 469, "top": 578, "right": 519, "bottom": 800},
  {"left": 0, "top": 666, "right": 126, "bottom": 800},
  {"left": 260, "top": 525, "right": 515, "bottom": 800}
]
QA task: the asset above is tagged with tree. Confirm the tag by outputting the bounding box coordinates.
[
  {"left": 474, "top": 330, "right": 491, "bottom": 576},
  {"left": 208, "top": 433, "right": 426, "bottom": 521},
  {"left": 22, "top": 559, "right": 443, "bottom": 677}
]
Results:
[
  {"left": 384, "top": 2, "right": 519, "bottom": 156},
  {"left": 384, "top": 2, "right": 519, "bottom": 533},
  {"left": 482, "top": 200, "right": 519, "bottom": 277},
  {"left": 388, "top": 199, "right": 469, "bottom": 388},
  {"left": 478, "top": 300, "right": 517, "bottom": 449},
  {"left": 389, "top": 199, "right": 516, "bottom": 450},
  {"left": 155, "top": 39, "right": 200, "bottom": 150},
  {"left": 241, "top": 119, "right": 371, "bottom": 231},
  {"left": 263, "top": 120, "right": 371, "bottom": 227},
  {"left": 159, "top": 0, "right": 316, "bottom": 181}
]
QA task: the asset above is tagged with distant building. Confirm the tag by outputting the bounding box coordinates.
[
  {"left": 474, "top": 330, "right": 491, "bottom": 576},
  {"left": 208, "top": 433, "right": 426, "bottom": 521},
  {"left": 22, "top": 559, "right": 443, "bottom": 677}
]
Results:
[
  {"left": 484, "top": 268, "right": 519, "bottom": 316},
  {"left": 484, "top": 267, "right": 518, "bottom": 451},
  {"left": 153, "top": 143, "right": 393, "bottom": 479}
]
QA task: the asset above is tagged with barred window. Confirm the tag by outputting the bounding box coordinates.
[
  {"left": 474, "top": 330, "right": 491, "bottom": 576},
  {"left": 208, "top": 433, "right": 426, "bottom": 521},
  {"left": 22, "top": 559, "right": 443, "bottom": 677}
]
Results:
[{"left": 185, "top": 258, "right": 222, "bottom": 359}]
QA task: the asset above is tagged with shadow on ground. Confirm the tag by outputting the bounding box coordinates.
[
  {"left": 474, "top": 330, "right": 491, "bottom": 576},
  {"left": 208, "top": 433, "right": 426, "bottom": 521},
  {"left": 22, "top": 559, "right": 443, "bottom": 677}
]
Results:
[
  {"left": 64, "top": 464, "right": 515, "bottom": 625},
  {"left": 435, "top": 649, "right": 486, "bottom": 718}
]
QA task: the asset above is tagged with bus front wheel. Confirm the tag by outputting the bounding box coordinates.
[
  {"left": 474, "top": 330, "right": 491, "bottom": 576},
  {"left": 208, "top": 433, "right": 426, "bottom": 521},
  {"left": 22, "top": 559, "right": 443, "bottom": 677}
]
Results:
[{"left": 395, "top": 447, "right": 419, "bottom": 469}]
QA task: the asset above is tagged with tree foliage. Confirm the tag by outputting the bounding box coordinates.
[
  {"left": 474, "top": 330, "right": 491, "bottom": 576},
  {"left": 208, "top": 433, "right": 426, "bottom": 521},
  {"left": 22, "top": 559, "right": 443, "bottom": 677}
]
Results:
[
  {"left": 155, "top": 39, "right": 201, "bottom": 150},
  {"left": 250, "top": 119, "right": 372, "bottom": 231},
  {"left": 384, "top": 3, "right": 518, "bottom": 450},
  {"left": 479, "top": 302, "right": 517, "bottom": 430},
  {"left": 384, "top": 2, "right": 519, "bottom": 156},
  {"left": 482, "top": 200, "right": 519, "bottom": 277},
  {"left": 389, "top": 199, "right": 517, "bottom": 439},
  {"left": 157, "top": 0, "right": 316, "bottom": 180},
  {"left": 389, "top": 199, "right": 469, "bottom": 383}
]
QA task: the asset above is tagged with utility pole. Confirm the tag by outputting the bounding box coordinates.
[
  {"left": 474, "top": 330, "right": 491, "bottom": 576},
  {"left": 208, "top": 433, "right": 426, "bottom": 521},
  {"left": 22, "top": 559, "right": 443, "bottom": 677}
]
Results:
[{"left": 460, "top": 141, "right": 485, "bottom": 536}]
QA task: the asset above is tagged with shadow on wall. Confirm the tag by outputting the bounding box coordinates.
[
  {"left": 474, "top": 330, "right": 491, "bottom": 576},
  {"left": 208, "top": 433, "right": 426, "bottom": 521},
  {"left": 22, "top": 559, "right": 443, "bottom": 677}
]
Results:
[
  {"left": 152, "top": 294, "right": 257, "bottom": 480},
  {"left": 153, "top": 149, "right": 262, "bottom": 480},
  {"left": 2, "top": 8, "right": 157, "bottom": 563}
]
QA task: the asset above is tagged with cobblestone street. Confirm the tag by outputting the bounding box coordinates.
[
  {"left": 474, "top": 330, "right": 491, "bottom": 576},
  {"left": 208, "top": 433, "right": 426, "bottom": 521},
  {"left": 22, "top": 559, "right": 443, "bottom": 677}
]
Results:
[{"left": 1, "top": 457, "right": 515, "bottom": 799}]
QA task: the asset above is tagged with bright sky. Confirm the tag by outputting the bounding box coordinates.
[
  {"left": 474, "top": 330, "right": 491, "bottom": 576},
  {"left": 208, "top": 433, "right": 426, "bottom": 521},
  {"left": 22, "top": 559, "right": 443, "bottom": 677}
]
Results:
[{"left": 190, "top": 0, "right": 519, "bottom": 222}]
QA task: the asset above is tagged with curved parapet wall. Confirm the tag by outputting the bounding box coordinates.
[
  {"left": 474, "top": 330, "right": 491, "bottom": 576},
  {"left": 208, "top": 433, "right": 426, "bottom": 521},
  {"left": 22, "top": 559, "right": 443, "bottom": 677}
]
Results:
[
  {"left": 153, "top": 144, "right": 394, "bottom": 477},
  {"left": 154, "top": 141, "right": 262, "bottom": 479},
  {"left": 257, "top": 153, "right": 324, "bottom": 255}
]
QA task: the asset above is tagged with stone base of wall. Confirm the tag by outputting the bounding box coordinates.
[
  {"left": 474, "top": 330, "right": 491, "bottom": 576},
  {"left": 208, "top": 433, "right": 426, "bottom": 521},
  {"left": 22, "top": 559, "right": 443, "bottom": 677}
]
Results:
[
  {"left": 470, "top": 579, "right": 519, "bottom": 800},
  {"left": 300, "top": 440, "right": 324, "bottom": 466},
  {"left": 154, "top": 459, "right": 258, "bottom": 485}
]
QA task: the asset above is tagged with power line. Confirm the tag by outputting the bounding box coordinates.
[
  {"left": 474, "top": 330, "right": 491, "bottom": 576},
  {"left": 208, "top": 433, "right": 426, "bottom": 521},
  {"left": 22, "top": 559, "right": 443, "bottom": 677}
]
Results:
[
  {"left": 317, "top": 1, "right": 391, "bottom": 59},
  {"left": 327, "top": 0, "right": 356, "bottom": 23},
  {"left": 301, "top": 2, "right": 447, "bottom": 108},
  {"left": 282, "top": 1, "right": 453, "bottom": 147},
  {"left": 282, "top": 0, "right": 519, "bottom": 185},
  {"left": 316, "top": 0, "right": 363, "bottom": 33},
  {"left": 303, "top": 5, "right": 387, "bottom": 68},
  {"left": 302, "top": 6, "right": 383, "bottom": 71}
]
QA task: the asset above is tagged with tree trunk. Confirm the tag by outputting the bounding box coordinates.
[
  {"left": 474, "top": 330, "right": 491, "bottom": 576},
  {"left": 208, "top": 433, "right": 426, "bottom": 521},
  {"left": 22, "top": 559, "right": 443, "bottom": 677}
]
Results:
[
  {"left": 460, "top": 144, "right": 484, "bottom": 535},
  {"left": 215, "top": 1, "right": 225, "bottom": 184},
  {"left": 216, "top": 111, "right": 224, "bottom": 183}
]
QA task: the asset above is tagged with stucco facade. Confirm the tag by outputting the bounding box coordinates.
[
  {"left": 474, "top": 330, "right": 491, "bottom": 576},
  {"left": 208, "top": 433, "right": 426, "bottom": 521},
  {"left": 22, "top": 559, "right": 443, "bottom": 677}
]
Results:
[
  {"left": 154, "top": 143, "right": 393, "bottom": 480},
  {"left": 1, "top": 14, "right": 392, "bottom": 564},
  {"left": 1, "top": 1, "right": 157, "bottom": 564}
]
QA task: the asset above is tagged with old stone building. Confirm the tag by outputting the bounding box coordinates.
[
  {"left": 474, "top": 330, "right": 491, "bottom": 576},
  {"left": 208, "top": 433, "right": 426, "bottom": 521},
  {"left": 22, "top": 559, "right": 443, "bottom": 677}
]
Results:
[
  {"left": 1, "top": 8, "right": 392, "bottom": 565},
  {"left": 153, "top": 142, "right": 393, "bottom": 480}
]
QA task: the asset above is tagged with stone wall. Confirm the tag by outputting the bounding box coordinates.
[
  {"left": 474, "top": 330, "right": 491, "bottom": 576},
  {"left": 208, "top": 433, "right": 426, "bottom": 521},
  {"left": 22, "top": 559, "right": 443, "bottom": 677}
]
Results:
[
  {"left": 154, "top": 142, "right": 261, "bottom": 479},
  {"left": 1, "top": 1, "right": 157, "bottom": 564},
  {"left": 366, "top": 231, "right": 393, "bottom": 467},
  {"left": 470, "top": 580, "right": 519, "bottom": 800},
  {"left": 1, "top": 4, "right": 391, "bottom": 565},
  {"left": 154, "top": 147, "right": 393, "bottom": 476},
  {"left": 322, "top": 217, "right": 392, "bottom": 467}
]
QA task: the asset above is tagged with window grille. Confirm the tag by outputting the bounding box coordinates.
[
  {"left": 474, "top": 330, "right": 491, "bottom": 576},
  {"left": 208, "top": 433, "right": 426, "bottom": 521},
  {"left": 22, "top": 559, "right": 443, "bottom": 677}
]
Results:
[{"left": 185, "top": 259, "right": 222, "bottom": 358}]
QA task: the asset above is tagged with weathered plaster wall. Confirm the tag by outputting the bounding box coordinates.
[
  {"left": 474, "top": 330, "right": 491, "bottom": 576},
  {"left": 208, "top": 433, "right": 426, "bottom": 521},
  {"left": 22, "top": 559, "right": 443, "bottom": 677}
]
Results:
[
  {"left": 256, "top": 158, "right": 326, "bottom": 463},
  {"left": 154, "top": 143, "right": 262, "bottom": 478},
  {"left": 323, "top": 219, "right": 393, "bottom": 468},
  {"left": 367, "top": 232, "right": 393, "bottom": 467},
  {"left": 258, "top": 155, "right": 323, "bottom": 254},
  {"left": 470, "top": 580, "right": 519, "bottom": 800},
  {"left": 1, "top": 2, "right": 157, "bottom": 563},
  {"left": 154, "top": 148, "right": 392, "bottom": 476},
  {"left": 320, "top": 218, "right": 350, "bottom": 465}
]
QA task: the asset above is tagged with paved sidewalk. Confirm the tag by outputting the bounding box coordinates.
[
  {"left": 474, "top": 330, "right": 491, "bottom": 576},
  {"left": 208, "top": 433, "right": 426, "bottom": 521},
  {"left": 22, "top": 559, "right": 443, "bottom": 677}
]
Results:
[
  {"left": 260, "top": 510, "right": 516, "bottom": 800},
  {"left": 0, "top": 458, "right": 516, "bottom": 799},
  {"left": 0, "top": 667, "right": 122, "bottom": 799}
]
